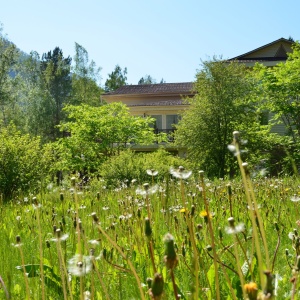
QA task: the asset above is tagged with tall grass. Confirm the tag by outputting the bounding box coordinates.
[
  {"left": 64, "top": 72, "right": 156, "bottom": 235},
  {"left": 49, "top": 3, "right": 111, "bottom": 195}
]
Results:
[{"left": 0, "top": 162, "right": 300, "bottom": 299}]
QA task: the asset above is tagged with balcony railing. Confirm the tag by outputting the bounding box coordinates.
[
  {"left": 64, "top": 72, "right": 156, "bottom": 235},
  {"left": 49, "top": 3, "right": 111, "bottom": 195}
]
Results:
[{"left": 153, "top": 128, "right": 175, "bottom": 142}]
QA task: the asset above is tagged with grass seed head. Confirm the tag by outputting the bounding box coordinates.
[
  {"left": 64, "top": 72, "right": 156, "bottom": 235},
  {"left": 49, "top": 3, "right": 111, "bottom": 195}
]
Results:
[
  {"left": 145, "top": 217, "right": 152, "bottom": 237},
  {"left": 91, "top": 212, "right": 99, "bottom": 224},
  {"left": 163, "top": 233, "right": 178, "bottom": 269},
  {"left": 263, "top": 270, "right": 274, "bottom": 297},
  {"left": 149, "top": 273, "right": 164, "bottom": 299}
]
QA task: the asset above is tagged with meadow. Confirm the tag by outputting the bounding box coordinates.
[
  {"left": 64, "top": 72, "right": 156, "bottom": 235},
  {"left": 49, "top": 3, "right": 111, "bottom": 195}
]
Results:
[{"left": 0, "top": 159, "right": 300, "bottom": 300}]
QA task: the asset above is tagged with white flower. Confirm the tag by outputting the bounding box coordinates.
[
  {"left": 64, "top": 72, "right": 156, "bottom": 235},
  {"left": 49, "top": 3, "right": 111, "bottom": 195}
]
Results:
[
  {"left": 88, "top": 239, "right": 100, "bottom": 246},
  {"left": 51, "top": 229, "right": 69, "bottom": 242},
  {"left": 146, "top": 169, "right": 158, "bottom": 176},
  {"left": 170, "top": 166, "right": 192, "bottom": 179},
  {"left": 225, "top": 223, "right": 245, "bottom": 234},
  {"left": 68, "top": 254, "right": 92, "bottom": 277},
  {"left": 136, "top": 183, "right": 158, "bottom": 197},
  {"left": 291, "top": 194, "right": 300, "bottom": 202},
  {"left": 225, "top": 217, "right": 245, "bottom": 234}
]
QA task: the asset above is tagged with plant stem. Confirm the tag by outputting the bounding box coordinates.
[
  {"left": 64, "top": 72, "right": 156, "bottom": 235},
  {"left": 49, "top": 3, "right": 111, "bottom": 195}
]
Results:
[
  {"left": 96, "top": 224, "right": 146, "bottom": 300},
  {"left": 200, "top": 174, "right": 220, "bottom": 300},
  {"left": 18, "top": 246, "right": 31, "bottom": 300},
  {"left": 35, "top": 206, "right": 46, "bottom": 300}
]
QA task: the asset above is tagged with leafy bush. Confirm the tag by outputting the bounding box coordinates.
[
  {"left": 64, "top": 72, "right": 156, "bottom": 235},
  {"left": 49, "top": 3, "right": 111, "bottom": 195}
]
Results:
[
  {"left": 99, "top": 148, "right": 191, "bottom": 187},
  {"left": 0, "top": 125, "right": 54, "bottom": 201}
]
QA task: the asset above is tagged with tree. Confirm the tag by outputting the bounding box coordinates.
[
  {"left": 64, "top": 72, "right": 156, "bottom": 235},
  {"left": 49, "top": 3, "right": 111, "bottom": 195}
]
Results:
[
  {"left": 0, "top": 28, "right": 22, "bottom": 127},
  {"left": 71, "top": 43, "right": 103, "bottom": 106},
  {"left": 56, "top": 102, "right": 157, "bottom": 173},
  {"left": 254, "top": 42, "right": 300, "bottom": 141},
  {"left": 138, "top": 75, "right": 165, "bottom": 85},
  {"left": 104, "top": 65, "right": 127, "bottom": 92},
  {"left": 138, "top": 75, "right": 156, "bottom": 85},
  {"left": 40, "top": 47, "right": 72, "bottom": 140},
  {"left": 175, "top": 58, "right": 265, "bottom": 178}
]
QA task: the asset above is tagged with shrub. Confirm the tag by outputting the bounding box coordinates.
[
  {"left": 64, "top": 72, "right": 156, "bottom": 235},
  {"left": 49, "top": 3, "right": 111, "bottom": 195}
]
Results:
[
  {"left": 99, "top": 148, "right": 190, "bottom": 187},
  {"left": 0, "top": 125, "right": 54, "bottom": 201}
]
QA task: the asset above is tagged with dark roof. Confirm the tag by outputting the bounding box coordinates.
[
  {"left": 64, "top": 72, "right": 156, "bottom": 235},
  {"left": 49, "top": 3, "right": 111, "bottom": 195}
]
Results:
[
  {"left": 104, "top": 82, "right": 194, "bottom": 96},
  {"left": 128, "top": 100, "right": 186, "bottom": 107},
  {"left": 228, "top": 37, "right": 293, "bottom": 61}
]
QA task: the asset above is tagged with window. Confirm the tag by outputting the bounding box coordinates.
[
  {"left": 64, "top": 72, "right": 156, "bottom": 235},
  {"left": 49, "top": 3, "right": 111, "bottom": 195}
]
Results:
[
  {"left": 166, "top": 115, "right": 179, "bottom": 129},
  {"left": 150, "top": 115, "right": 163, "bottom": 131}
]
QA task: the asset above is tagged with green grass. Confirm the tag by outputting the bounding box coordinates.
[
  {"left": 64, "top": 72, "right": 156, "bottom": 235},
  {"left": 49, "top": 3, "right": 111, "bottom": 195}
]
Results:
[{"left": 0, "top": 172, "right": 300, "bottom": 299}]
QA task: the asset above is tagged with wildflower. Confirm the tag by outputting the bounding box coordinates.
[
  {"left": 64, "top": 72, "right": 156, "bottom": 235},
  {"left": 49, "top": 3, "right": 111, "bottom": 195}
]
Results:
[
  {"left": 163, "top": 233, "right": 178, "bottom": 270},
  {"left": 170, "top": 166, "right": 192, "bottom": 179},
  {"left": 149, "top": 273, "right": 164, "bottom": 299},
  {"left": 136, "top": 183, "right": 158, "bottom": 197},
  {"left": 233, "top": 130, "right": 240, "bottom": 142},
  {"left": 225, "top": 217, "right": 245, "bottom": 234},
  {"left": 244, "top": 282, "right": 258, "bottom": 300},
  {"left": 291, "top": 194, "right": 300, "bottom": 202},
  {"left": 200, "top": 210, "right": 214, "bottom": 223},
  {"left": 12, "top": 235, "right": 22, "bottom": 248},
  {"left": 180, "top": 208, "right": 187, "bottom": 213},
  {"left": 263, "top": 270, "right": 274, "bottom": 297},
  {"left": 68, "top": 254, "right": 92, "bottom": 277},
  {"left": 51, "top": 229, "right": 69, "bottom": 242},
  {"left": 84, "top": 291, "right": 91, "bottom": 300},
  {"left": 88, "top": 239, "right": 100, "bottom": 246},
  {"left": 145, "top": 217, "right": 152, "bottom": 237},
  {"left": 146, "top": 169, "right": 158, "bottom": 176}
]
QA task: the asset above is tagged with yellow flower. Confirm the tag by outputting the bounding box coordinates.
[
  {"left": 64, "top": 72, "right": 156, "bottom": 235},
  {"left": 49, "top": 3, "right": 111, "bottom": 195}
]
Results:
[
  {"left": 244, "top": 282, "right": 258, "bottom": 300},
  {"left": 200, "top": 210, "right": 213, "bottom": 219},
  {"left": 180, "top": 208, "right": 187, "bottom": 213}
]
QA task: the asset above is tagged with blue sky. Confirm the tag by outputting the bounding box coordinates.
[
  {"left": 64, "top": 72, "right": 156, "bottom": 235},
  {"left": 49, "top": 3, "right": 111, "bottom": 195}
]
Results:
[{"left": 1, "top": 0, "right": 299, "bottom": 85}]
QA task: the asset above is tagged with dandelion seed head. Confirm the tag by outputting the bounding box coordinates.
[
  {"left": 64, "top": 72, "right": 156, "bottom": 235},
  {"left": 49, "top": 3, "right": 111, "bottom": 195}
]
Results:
[
  {"left": 68, "top": 254, "right": 92, "bottom": 277},
  {"left": 51, "top": 229, "right": 69, "bottom": 242},
  {"left": 146, "top": 169, "right": 158, "bottom": 176},
  {"left": 88, "top": 239, "right": 100, "bottom": 246},
  {"left": 291, "top": 194, "right": 300, "bottom": 202},
  {"left": 225, "top": 217, "right": 245, "bottom": 234},
  {"left": 170, "top": 166, "right": 192, "bottom": 179}
]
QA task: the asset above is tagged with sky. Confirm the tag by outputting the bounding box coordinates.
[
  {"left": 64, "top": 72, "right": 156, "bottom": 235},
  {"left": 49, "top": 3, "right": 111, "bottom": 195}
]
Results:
[{"left": 0, "top": 0, "right": 299, "bottom": 86}]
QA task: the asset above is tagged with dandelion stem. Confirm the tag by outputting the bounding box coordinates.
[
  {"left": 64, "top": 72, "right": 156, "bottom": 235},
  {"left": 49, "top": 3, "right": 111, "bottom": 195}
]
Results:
[
  {"left": 233, "top": 136, "right": 264, "bottom": 287},
  {"left": 170, "top": 269, "right": 179, "bottom": 300},
  {"left": 96, "top": 224, "right": 146, "bottom": 300},
  {"left": 200, "top": 172, "right": 220, "bottom": 300},
  {"left": 18, "top": 244, "right": 31, "bottom": 300},
  {"left": 56, "top": 241, "right": 70, "bottom": 300},
  {"left": 35, "top": 205, "right": 46, "bottom": 300}
]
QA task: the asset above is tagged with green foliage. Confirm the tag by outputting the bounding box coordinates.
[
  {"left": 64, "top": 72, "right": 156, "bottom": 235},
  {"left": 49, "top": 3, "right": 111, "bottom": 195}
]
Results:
[
  {"left": 0, "top": 31, "right": 24, "bottom": 127},
  {"left": 0, "top": 124, "right": 54, "bottom": 201},
  {"left": 175, "top": 58, "right": 269, "bottom": 178},
  {"left": 57, "top": 103, "right": 157, "bottom": 173},
  {"left": 1, "top": 172, "right": 299, "bottom": 299},
  {"left": 39, "top": 47, "right": 72, "bottom": 140},
  {"left": 138, "top": 74, "right": 156, "bottom": 85},
  {"left": 71, "top": 43, "right": 103, "bottom": 106},
  {"left": 104, "top": 64, "right": 127, "bottom": 92},
  {"left": 254, "top": 42, "right": 300, "bottom": 141},
  {"left": 99, "top": 148, "right": 190, "bottom": 187}
]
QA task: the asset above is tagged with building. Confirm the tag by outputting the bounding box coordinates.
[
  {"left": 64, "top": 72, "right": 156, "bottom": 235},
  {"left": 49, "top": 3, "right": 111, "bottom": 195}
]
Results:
[
  {"left": 228, "top": 37, "right": 293, "bottom": 67},
  {"left": 102, "top": 82, "right": 194, "bottom": 154},
  {"left": 102, "top": 38, "right": 295, "bottom": 151}
]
